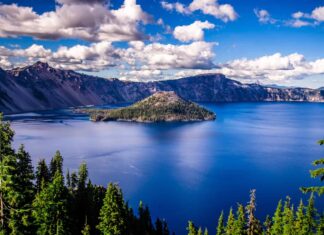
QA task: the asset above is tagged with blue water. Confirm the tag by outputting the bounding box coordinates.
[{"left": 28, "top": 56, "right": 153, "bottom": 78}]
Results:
[{"left": 5, "top": 103, "right": 324, "bottom": 234}]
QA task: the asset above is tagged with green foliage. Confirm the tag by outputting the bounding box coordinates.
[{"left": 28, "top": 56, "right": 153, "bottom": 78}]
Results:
[
  {"left": 246, "top": 189, "right": 261, "bottom": 235},
  {"left": 35, "top": 159, "right": 50, "bottom": 192},
  {"left": 225, "top": 208, "right": 235, "bottom": 234},
  {"left": 282, "top": 197, "right": 294, "bottom": 235},
  {"left": 234, "top": 204, "right": 246, "bottom": 235},
  {"left": 80, "top": 92, "right": 215, "bottom": 122},
  {"left": 186, "top": 221, "right": 197, "bottom": 235},
  {"left": 301, "top": 140, "right": 324, "bottom": 196},
  {"left": 216, "top": 211, "right": 225, "bottom": 235},
  {"left": 271, "top": 200, "right": 283, "bottom": 235},
  {"left": 32, "top": 172, "right": 68, "bottom": 235},
  {"left": 97, "top": 183, "right": 127, "bottom": 235}
]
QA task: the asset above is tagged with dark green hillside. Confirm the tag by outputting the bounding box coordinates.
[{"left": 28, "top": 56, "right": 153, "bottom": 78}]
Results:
[{"left": 79, "top": 91, "right": 216, "bottom": 122}]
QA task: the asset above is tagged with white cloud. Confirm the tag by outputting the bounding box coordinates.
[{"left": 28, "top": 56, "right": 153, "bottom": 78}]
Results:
[
  {"left": 0, "top": 0, "right": 150, "bottom": 42},
  {"left": 173, "top": 21, "right": 215, "bottom": 42},
  {"left": 161, "top": 0, "right": 237, "bottom": 22},
  {"left": 160, "top": 1, "right": 191, "bottom": 15},
  {"left": 217, "top": 53, "right": 324, "bottom": 81},
  {"left": 254, "top": 9, "right": 276, "bottom": 24},
  {"left": 311, "top": 6, "right": 324, "bottom": 22},
  {"left": 286, "top": 5, "right": 324, "bottom": 27},
  {"left": 0, "top": 40, "right": 216, "bottom": 76}
]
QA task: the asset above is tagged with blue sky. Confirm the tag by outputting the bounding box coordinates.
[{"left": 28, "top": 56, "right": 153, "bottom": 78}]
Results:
[{"left": 0, "top": 0, "right": 323, "bottom": 88}]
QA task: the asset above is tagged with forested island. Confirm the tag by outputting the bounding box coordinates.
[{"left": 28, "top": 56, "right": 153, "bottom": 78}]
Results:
[
  {"left": 76, "top": 91, "right": 216, "bottom": 122},
  {"left": 0, "top": 114, "right": 323, "bottom": 235}
]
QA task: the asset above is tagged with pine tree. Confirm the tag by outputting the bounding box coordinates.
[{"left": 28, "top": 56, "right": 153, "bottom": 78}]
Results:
[
  {"left": 301, "top": 140, "right": 324, "bottom": 196},
  {"left": 216, "top": 211, "right": 225, "bottom": 235},
  {"left": 0, "top": 114, "right": 18, "bottom": 232},
  {"left": 186, "top": 221, "right": 197, "bottom": 235},
  {"left": 197, "top": 227, "right": 203, "bottom": 235},
  {"left": 35, "top": 159, "right": 50, "bottom": 192},
  {"left": 246, "top": 189, "right": 261, "bottom": 235},
  {"left": 32, "top": 171, "right": 68, "bottom": 235},
  {"left": 203, "top": 228, "right": 208, "bottom": 235},
  {"left": 8, "top": 145, "right": 35, "bottom": 234},
  {"left": 234, "top": 204, "right": 246, "bottom": 235},
  {"left": 50, "top": 151, "right": 63, "bottom": 179},
  {"left": 304, "top": 193, "right": 317, "bottom": 233},
  {"left": 225, "top": 207, "right": 235, "bottom": 234},
  {"left": 316, "top": 213, "right": 324, "bottom": 235},
  {"left": 81, "top": 218, "right": 91, "bottom": 235},
  {"left": 271, "top": 200, "right": 283, "bottom": 235},
  {"left": 138, "top": 201, "right": 154, "bottom": 235},
  {"left": 263, "top": 215, "right": 271, "bottom": 235},
  {"left": 294, "top": 199, "right": 306, "bottom": 234},
  {"left": 97, "top": 183, "right": 127, "bottom": 235},
  {"left": 282, "top": 197, "right": 294, "bottom": 235}
]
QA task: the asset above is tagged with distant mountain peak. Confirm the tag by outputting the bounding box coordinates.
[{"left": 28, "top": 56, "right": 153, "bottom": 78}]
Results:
[{"left": 30, "top": 61, "right": 50, "bottom": 69}]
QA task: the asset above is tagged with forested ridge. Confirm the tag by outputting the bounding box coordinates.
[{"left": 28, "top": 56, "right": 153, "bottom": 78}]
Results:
[{"left": 0, "top": 114, "right": 323, "bottom": 234}]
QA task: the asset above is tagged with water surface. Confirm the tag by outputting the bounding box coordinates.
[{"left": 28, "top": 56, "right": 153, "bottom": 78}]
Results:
[{"left": 6, "top": 103, "right": 324, "bottom": 234}]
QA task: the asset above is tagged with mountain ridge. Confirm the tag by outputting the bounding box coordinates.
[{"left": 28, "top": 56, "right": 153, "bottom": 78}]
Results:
[{"left": 0, "top": 62, "right": 323, "bottom": 114}]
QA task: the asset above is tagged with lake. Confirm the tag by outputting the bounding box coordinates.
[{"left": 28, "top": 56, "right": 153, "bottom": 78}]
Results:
[{"left": 5, "top": 102, "right": 324, "bottom": 234}]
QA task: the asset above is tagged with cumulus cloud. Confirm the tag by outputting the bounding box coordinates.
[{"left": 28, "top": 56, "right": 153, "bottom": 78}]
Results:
[
  {"left": 217, "top": 53, "right": 324, "bottom": 81},
  {"left": 0, "top": 0, "right": 150, "bottom": 42},
  {"left": 161, "top": 0, "right": 237, "bottom": 22},
  {"left": 254, "top": 9, "right": 276, "bottom": 24},
  {"left": 160, "top": 1, "right": 191, "bottom": 14},
  {"left": 173, "top": 20, "right": 215, "bottom": 42},
  {"left": 189, "top": 0, "right": 237, "bottom": 22},
  {"left": 259, "top": 6, "right": 324, "bottom": 28},
  {"left": 0, "top": 40, "right": 216, "bottom": 77}
]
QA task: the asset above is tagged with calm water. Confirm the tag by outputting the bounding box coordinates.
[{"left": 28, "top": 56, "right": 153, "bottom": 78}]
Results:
[{"left": 5, "top": 103, "right": 324, "bottom": 234}]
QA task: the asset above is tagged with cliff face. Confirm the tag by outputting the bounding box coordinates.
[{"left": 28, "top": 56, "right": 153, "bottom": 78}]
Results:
[{"left": 0, "top": 62, "right": 323, "bottom": 114}]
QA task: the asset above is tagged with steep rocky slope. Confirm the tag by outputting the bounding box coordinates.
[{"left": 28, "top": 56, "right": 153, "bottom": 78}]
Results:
[{"left": 0, "top": 62, "right": 323, "bottom": 114}]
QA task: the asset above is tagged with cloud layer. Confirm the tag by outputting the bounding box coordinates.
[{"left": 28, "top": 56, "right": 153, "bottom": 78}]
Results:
[
  {"left": 161, "top": 0, "right": 237, "bottom": 22},
  {"left": 0, "top": 0, "right": 150, "bottom": 42}
]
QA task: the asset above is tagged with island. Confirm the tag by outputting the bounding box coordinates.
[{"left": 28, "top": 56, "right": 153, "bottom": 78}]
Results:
[{"left": 76, "top": 91, "right": 216, "bottom": 122}]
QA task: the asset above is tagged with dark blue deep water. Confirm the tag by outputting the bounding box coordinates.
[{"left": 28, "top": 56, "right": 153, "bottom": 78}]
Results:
[{"left": 6, "top": 103, "right": 324, "bottom": 234}]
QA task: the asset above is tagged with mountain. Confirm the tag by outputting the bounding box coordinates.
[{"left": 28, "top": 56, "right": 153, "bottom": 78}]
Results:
[
  {"left": 78, "top": 91, "right": 216, "bottom": 122},
  {"left": 0, "top": 62, "right": 323, "bottom": 114}
]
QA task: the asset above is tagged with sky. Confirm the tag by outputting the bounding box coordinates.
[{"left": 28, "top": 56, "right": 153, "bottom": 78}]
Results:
[{"left": 0, "top": 0, "right": 323, "bottom": 88}]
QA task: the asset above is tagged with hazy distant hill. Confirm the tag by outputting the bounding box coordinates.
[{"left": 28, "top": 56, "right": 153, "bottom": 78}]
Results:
[{"left": 0, "top": 62, "right": 323, "bottom": 114}]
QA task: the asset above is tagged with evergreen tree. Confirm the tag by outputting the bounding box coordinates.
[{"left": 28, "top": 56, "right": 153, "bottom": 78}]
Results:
[
  {"left": 225, "top": 208, "right": 235, "bottom": 234},
  {"left": 97, "top": 183, "right": 127, "bottom": 235},
  {"left": 35, "top": 159, "right": 50, "bottom": 192},
  {"left": 316, "top": 213, "right": 324, "bottom": 235},
  {"left": 81, "top": 218, "right": 91, "bottom": 235},
  {"left": 203, "top": 228, "right": 208, "bottom": 235},
  {"left": 304, "top": 193, "right": 317, "bottom": 233},
  {"left": 301, "top": 140, "right": 324, "bottom": 196},
  {"left": 50, "top": 151, "right": 63, "bottom": 179},
  {"left": 0, "top": 114, "right": 17, "bottom": 232},
  {"left": 263, "top": 215, "right": 271, "bottom": 235},
  {"left": 32, "top": 171, "right": 68, "bottom": 235},
  {"left": 197, "top": 227, "right": 202, "bottom": 235},
  {"left": 282, "top": 197, "right": 294, "bottom": 235},
  {"left": 216, "top": 211, "right": 225, "bottom": 235},
  {"left": 270, "top": 200, "right": 283, "bottom": 235},
  {"left": 186, "top": 221, "right": 197, "bottom": 235},
  {"left": 246, "top": 189, "right": 261, "bottom": 235},
  {"left": 234, "top": 204, "right": 246, "bottom": 235},
  {"left": 138, "top": 201, "right": 154, "bottom": 235},
  {"left": 8, "top": 145, "right": 35, "bottom": 234},
  {"left": 294, "top": 200, "right": 306, "bottom": 235}
]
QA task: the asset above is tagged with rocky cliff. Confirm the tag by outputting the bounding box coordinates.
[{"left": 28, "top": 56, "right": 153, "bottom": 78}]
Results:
[{"left": 0, "top": 62, "right": 323, "bottom": 114}]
